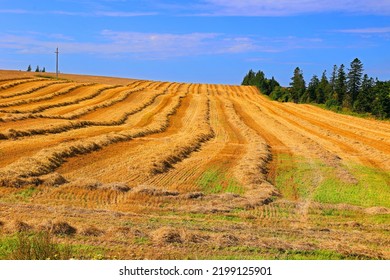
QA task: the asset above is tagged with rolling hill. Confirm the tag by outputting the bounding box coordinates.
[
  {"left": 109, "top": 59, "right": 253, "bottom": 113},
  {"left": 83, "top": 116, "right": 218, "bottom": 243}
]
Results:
[{"left": 0, "top": 69, "right": 389, "bottom": 260}]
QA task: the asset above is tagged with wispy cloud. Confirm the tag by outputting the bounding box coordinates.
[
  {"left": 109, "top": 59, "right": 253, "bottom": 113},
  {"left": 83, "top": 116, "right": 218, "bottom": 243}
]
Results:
[
  {"left": 3, "top": 1, "right": 390, "bottom": 17},
  {"left": 0, "top": 9, "right": 29, "bottom": 14},
  {"left": 335, "top": 27, "right": 390, "bottom": 34},
  {"left": 186, "top": 0, "right": 390, "bottom": 16},
  {"left": 0, "top": 8, "right": 156, "bottom": 17},
  {"left": 94, "top": 11, "right": 157, "bottom": 17},
  {"left": 0, "top": 30, "right": 325, "bottom": 59}
]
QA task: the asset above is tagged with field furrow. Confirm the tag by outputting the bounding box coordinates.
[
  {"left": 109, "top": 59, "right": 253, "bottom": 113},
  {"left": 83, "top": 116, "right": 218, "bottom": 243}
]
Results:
[
  {"left": 144, "top": 85, "right": 276, "bottom": 210},
  {"left": 279, "top": 102, "right": 390, "bottom": 155},
  {"left": 0, "top": 77, "right": 32, "bottom": 85},
  {"left": 0, "top": 84, "right": 188, "bottom": 168},
  {"left": 55, "top": 85, "right": 207, "bottom": 185},
  {"left": 0, "top": 84, "right": 116, "bottom": 114},
  {"left": 246, "top": 92, "right": 389, "bottom": 170},
  {"left": 0, "top": 83, "right": 82, "bottom": 106},
  {"left": 77, "top": 82, "right": 175, "bottom": 122},
  {"left": 0, "top": 78, "right": 43, "bottom": 91},
  {"left": 39, "top": 82, "right": 152, "bottom": 120},
  {"left": 0, "top": 80, "right": 64, "bottom": 99},
  {"left": 40, "top": 84, "right": 134, "bottom": 116},
  {"left": 293, "top": 104, "right": 390, "bottom": 138},
  {"left": 0, "top": 84, "right": 171, "bottom": 140},
  {"left": 31, "top": 89, "right": 193, "bottom": 206},
  {"left": 0, "top": 85, "right": 188, "bottom": 187}
]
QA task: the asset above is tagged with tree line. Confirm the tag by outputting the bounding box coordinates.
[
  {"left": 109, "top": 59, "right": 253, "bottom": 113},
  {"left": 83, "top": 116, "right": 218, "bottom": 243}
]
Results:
[
  {"left": 242, "top": 58, "right": 390, "bottom": 119},
  {"left": 27, "top": 65, "right": 46, "bottom": 73}
]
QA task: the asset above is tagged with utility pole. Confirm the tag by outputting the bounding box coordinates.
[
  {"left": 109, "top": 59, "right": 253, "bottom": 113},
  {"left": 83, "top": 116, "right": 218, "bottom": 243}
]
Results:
[{"left": 55, "top": 47, "right": 59, "bottom": 79}]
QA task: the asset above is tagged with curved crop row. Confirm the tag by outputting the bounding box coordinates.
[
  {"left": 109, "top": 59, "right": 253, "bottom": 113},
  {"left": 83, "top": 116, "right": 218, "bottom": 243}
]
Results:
[
  {"left": 0, "top": 83, "right": 87, "bottom": 108},
  {"left": 150, "top": 94, "right": 215, "bottom": 175},
  {"left": 0, "top": 84, "right": 117, "bottom": 114},
  {"left": 0, "top": 84, "right": 182, "bottom": 169},
  {"left": 0, "top": 77, "right": 32, "bottom": 83},
  {"left": 222, "top": 96, "right": 277, "bottom": 204},
  {"left": 253, "top": 93, "right": 389, "bottom": 170},
  {"left": 49, "top": 86, "right": 214, "bottom": 206},
  {"left": 0, "top": 78, "right": 43, "bottom": 92},
  {"left": 238, "top": 87, "right": 363, "bottom": 185},
  {"left": 38, "top": 82, "right": 155, "bottom": 120},
  {"left": 0, "top": 86, "right": 188, "bottom": 187},
  {"left": 0, "top": 80, "right": 66, "bottom": 99},
  {"left": 0, "top": 83, "right": 177, "bottom": 140},
  {"left": 54, "top": 86, "right": 192, "bottom": 185}
]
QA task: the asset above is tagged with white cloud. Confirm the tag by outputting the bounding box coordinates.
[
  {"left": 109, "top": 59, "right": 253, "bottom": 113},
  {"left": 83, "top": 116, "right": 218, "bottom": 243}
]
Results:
[
  {"left": 0, "top": 9, "right": 29, "bottom": 14},
  {"left": 0, "top": 8, "right": 156, "bottom": 17},
  {"left": 336, "top": 27, "right": 390, "bottom": 34},
  {"left": 3, "top": 1, "right": 390, "bottom": 17},
  {"left": 196, "top": 0, "right": 390, "bottom": 16},
  {"left": 2, "top": 1, "right": 390, "bottom": 17},
  {"left": 0, "top": 30, "right": 325, "bottom": 59},
  {"left": 94, "top": 11, "right": 157, "bottom": 17}
]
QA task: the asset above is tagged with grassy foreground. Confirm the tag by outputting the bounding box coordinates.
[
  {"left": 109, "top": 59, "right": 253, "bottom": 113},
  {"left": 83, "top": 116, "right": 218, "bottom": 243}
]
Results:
[{"left": 1, "top": 153, "right": 389, "bottom": 260}]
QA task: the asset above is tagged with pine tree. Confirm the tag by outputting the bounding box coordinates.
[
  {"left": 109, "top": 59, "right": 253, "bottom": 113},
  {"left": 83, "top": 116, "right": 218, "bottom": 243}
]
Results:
[
  {"left": 346, "top": 58, "right": 364, "bottom": 108},
  {"left": 330, "top": 65, "right": 337, "bottom": 94},
  {"left": 27, "top": 65, "right": 32, "bottom": 72},
  {"left": 254, "top": 70, "right": 267, "bottom": 93},
  {"left": 290, "top": 67, "right": 306, "bottom": 103},
  {"left": 268, "top": 77, "right": 280, "bottom": 94},
  {"left": 306, "top": 75, "right": 320, "bottom": 103},
  {"left": 371, "top": 81, "right": 390, "bottom": 119},
  {"left": 354, "top": 74, "right": 374, "bottom": 113},
  {"left": 42, "top": 67, "right": 46, "bottom": 73},
  {"left": 35, "top": 66, "right": 40, "bottom": 72},
  {"left": 270, "top": 86, "right": 290, "bottom": 102},
  {"left": 241, "top": 69, "right": 281, "bottom": 96},
  {"left": 335, "top": 64, "right": 347, "bottom": 106},
  {"left": 242, "top": 70, "right": 255, "bottom": 85},
  {"left": 317, "top": 70, "right": 330, "bottom": 104}
]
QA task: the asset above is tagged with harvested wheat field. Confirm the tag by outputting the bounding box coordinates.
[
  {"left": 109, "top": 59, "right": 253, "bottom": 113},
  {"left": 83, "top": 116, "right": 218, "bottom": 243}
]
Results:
[{"left": 0, "top": 69, "right": 389, "bottom": 260}]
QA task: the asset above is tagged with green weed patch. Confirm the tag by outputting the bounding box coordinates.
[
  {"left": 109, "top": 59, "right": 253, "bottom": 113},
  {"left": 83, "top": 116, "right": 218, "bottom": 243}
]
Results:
[
  {"left": 313, "top": 164, "right": 390, "bottom": 208},
  {"left": 197, "top": 168, "right": 244, "bottom": 194},
  {"left": 274, "top": 153, "right": 390, "bottom": 208}
]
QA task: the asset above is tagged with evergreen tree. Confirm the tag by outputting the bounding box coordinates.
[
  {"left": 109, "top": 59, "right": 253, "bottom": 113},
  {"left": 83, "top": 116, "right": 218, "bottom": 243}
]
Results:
[
  {"left": 242, "top": 70, "right": 255, "bottom": 85},
  {"left": 270, "top": 86, "right": 291, "bottom": 102},
  {"left": 35, "top": 66, "right": 40, "bottom": 72},
  {"left": 371, "top": 81, "right": 390, "bottom": 119},
  {"left": 317, "top": 70, "right": 330, "bottom": 104},
  {"left": 335, "top": 64, "right": 347, "bottom": 106},
  {"left": 330, "top": 65, "right": 337, "bottom": 93},
  {"left": 42, "top": 67, "right": 46, "bottom": 73},
  {"left": 290, "top": 67, "right": 306, "bottom": 103},
  {"left": 268, "top": 76, "right": 280, "bottom": 95},
  {"left": 346, "top": 58, "right": 364, "bottom": 108},
  {"left": 27, "top": 65, "right": 32, "bottom": 72},
  {"left": 354, "top": 74, "right": 374, "bottom": 113},
  {"left": 254, "top": 70, "right": 267, "bottom": 93},
  {"left": 306, "top": 75, "right": 320, "bottom": 103},
  {"left": 241, "top": 69, "right": 280, "bottom": 96}
]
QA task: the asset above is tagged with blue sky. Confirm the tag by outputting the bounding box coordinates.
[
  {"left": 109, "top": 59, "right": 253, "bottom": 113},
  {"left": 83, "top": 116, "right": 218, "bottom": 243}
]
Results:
[{"left": 0, "top": 0, "right": 389, "bottom": 85}]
